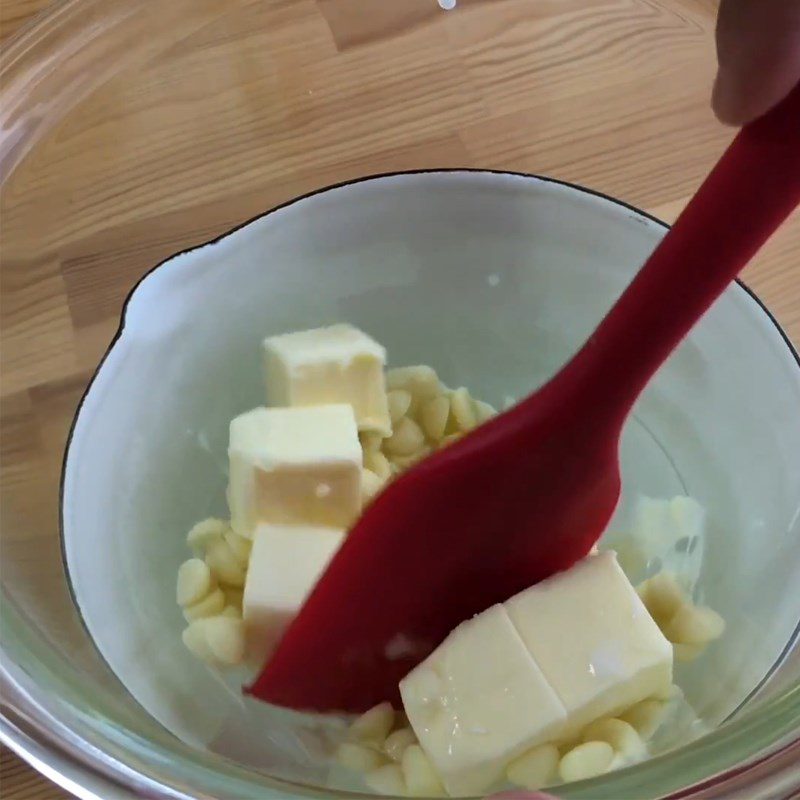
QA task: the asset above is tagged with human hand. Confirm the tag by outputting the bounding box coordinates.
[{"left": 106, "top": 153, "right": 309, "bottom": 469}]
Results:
[{"left": 712, "top": 0, "right": 800, "bottom": 124}]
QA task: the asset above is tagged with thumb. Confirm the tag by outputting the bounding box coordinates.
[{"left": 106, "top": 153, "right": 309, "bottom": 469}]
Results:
[{"left": 712, "top": 0, "right": 800, "bottom": 125}]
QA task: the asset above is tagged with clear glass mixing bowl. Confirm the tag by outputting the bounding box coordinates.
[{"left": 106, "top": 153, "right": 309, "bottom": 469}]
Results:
[{"left": 1, "top": 2, "right": 799, "bottom": 799}]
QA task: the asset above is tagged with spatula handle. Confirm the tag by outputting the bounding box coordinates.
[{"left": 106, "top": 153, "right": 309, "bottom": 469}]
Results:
[{"left": 558, "top": 83, "right": 800, "bottom": 430}]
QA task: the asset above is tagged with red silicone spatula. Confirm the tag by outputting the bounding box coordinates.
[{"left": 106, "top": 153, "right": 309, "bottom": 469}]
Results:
[{"left": 250, "top": 85, "right": 800, "bottom": 713}]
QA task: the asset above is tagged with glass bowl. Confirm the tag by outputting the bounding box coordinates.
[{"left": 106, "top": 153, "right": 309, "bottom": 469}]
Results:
[{"left": 2, "top": 2, "right": 799, "bottom": 799}]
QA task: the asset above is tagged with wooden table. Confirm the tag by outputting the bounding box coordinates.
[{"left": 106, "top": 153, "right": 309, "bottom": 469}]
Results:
[{"left": 1, "top": 1, "right": 797, "bottom": 798}]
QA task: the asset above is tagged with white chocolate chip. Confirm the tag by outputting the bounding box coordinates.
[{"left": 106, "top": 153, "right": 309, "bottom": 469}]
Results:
[
  {"left": 360, "top": 431, "right": 385, "bottom": 453},
  {"left": 383, "top": 417, "right": 426, "bottom": 457},
  {"left": 450, "top": 387, "right": 477, "bottom": 432},
  {"left": 674, "top": 642, "right": 705, "bottom": 662},
  {"left": 364, "top": 448, "right": 392, "bottom": 480},
  {"left": 224, "top": 587, "right": 244, "bottom": 611},
  {"left": 419, "top": 395, "right": 450, "bottom": 441},
  {"left": 390, "top": 445, "right": 431, "bottom": 473},
  {"left": 438, "top": 432, "right": 461, "bottom": 449},
  {"left": 202, "top": 616, "right": 246, "bottom": 665},
  {"left": 383, "top": 727, "right": 417, "bottom": 762},
  {"left": 387, "top": 390, "right": 413, "bottom": 424},
  {"left": 186, "top": 517, "right": 228, "bottom": 550},
  {"left": 365, "top": 763, "right": 407, "bottom": 796},
  {"left": 335, "top": 742, "right": 386, "bottom": 772},
  {"left": 651, "top": 683, "right": 679, "bottom": 701},
  {"left": 349, "top": 702, "right": 395, "bottom": 745},
  {"left": 223, "top": 530, "right": 252, "bottom": 565},
  {"left": 614, "top": 540, "right": 648, "bottom": 578},
  {"left": 664, "top": 605, "right": 725, "bottom": 645},
  {"left": 176, "top": 559, "right": 213, "bottom": 607},
  {"left": 182, "top": 621, "right": 216, "bottom": 662},
  {"left": 401, "top": 745, "right": 445, "bottom": 797},
  {"left": 205, "top": 538, "right": 246, "bottom": 588},
  {"left": 182, "top": 615, "right": 244, "bottom": 666},
  {"left": 636, "top": 572, "right": 689, "bottom": 626},
  {"left": 620, "top": 699, "right": 666, "bottom": 740},
  {"left": 506, "top": 742, "right": 559, "bottom": 790},
  {"left": 362, "top": 469, "right": 385, "bottom": 506},
  {"left": 386, "top": 366, "right": 442, "bottom": 412},
  {"left": 473, "top": 399, "right": 497, "bottom": 423},
  {"left": 183, "top": 586, "right": 226, "bottom": 621},
  {"left": 581, "top": 718, "right": 644, "bottom": 758},
  {"left": 558, "top": 741, "right": 614, "bottom": 782}
]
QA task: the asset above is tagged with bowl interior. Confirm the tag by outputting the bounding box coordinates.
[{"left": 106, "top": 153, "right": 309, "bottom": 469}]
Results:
[{"left": 62, "top": 171, "right": 800, "bottom": 790}]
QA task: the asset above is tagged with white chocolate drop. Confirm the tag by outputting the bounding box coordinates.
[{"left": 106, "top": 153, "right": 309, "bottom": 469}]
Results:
[
  {"left": 349, "top": 702, "right": 395, "bottom": 745},
  {"left": 384, "top": 727, "right": 418, "bottom": 762},
  {"left": 335, "top": 742, "right": 386, "bottom": 772},
  {"left": 401, "top": 745, "right": 445, "bottom": 797},
  {"left": 176, "top": 559, "right": 212, "bottom": 607},
  {"left": 506, "top": 743, "right": 559, "bottom": 790},
  {"left": 558, "top": 740, "right": 614, "bottom": 782},
  {"left": 183, "top": 587, "right": 226, "bottom": 621},
  {"left": 365, "top": 763, "right": 407, "bottom": 795}
]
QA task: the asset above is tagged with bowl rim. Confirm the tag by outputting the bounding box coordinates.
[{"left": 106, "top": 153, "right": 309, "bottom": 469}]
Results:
[{"left": 4, "top": 168, "right": 799, "bottom": 800}]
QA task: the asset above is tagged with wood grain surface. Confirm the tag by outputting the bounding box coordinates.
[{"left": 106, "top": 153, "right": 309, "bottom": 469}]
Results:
[
  {"left": 0, "top": 0, "right": 50, "bottom": 41},
  {"left": 0, "top": 0, "right": 797, "bottom": 798}
]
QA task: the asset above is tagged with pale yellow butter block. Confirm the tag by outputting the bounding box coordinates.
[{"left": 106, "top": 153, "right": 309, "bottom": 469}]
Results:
[
  {"left": 263, "top": 324, "right": 391, "bottom": 435},
  {"left": 505, "top": 552, "right": 672, "bottom": 738},
  {"left": 399, "top": 604, "right": 566, "bottom": 796},
  {"left": 243, "top": 522, "right": 345, "bottom": 660},
  {"left": 228, "top": 405, "right": 361, "bottom": 536}
]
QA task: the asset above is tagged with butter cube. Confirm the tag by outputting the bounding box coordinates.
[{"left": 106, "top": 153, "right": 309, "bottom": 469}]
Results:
[
  {"left": 399, "top": 605, "right": 566, "bottom": 796},
  {"left": 228, "top": 405, "right": 361, "bottom": 536},
  {"left": 243, "top": 522, "right": 345, "bottom": 659},
  {"left": 263, "top": 324, "right": 391, "bottom": 435},
  {"left": 505, "top": 552, "right": 672, "bottom": 737}
]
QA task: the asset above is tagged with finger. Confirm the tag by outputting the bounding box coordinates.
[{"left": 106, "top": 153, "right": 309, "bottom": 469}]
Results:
[{"left": 712, "top": 0, "right": 800, "bottom": 125}]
